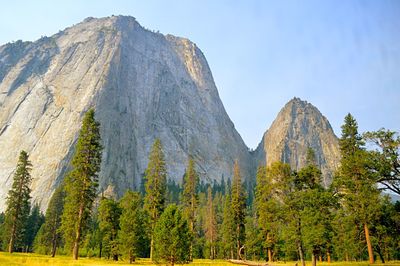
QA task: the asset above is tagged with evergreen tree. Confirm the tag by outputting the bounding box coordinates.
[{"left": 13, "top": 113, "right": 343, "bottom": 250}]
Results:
[
  {"left": 119, "top": 191, "right": 149, "bottom": 263},
  {"left": 334, "top": 113, "right": 379, "bottom": 264},
  {"left": 245, "top": 213, "right": 263, "bottom": 261},
  {"left": 231, "top": 160, "right": 246, "bottom": 259},
  {"left": 3, "top": 150, "right": 32, "bottom": 253},
  {"left": 255, "top": 165, "right": 283, "bottom": 262},
  {"left": 297, "top": 157, "right": 335, "bottom": 266},
  {"left": 153, "top": 204, "right": 192, "bottom": 266},
  {"left": 204, "top": 185, "right": 217, "bottom": 259},
  {"left": 144, "top": 139, "right": 167, "bottom": 260},
  {"left": 221, "top": 192, "right": 235, "bottom": 259},
  {"left": 34, "top": 186, "right": 65, "bottom": 256},
  {"left": 182, "top": 157, "right": 199, "bottom": 260},
  {"left": 24, "top": 204, "right": 44, "bottom": 252},
  {"left": 60, "top": 109, "right": 102, "bottom": 260},
  {"left": 98, "top": 197, "right": 121, "bottom": 261}
]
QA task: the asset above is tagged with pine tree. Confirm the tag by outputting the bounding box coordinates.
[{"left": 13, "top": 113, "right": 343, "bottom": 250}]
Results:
[
  {"left": 255, "top": 165, "right": 283, "bottom": 262},
  {"left": 298, "top": 156, "right": 335, "bottom": 266},
  {"left": 182, "top": 157, "right": 199, "bottom": 260},
  {"left": 34, "top": 186, "right": 65, "bottom": 256},
  {"left": 144, "top": 139, "right": 167, "bottom": 260},
  {"left": 98, "top": 197, "right": 121, "bottom": 261},
  {"left": 3, "top": 150, "right": 32, "bottom": 253},
  {"left": 119, "top": 191, "right": 149, "bottom": 263},
  {"left": 204, "top": 185, "right": 217, "bottom": 259},
  {"left": 334, "top": 113, "right": 379, "bottom": 264},
  {"left": 221, "top": 193, "right": 235, "bottom": 259},
  {"left": 231, "top": 160, "right": 246, "bottom": 259},
  {"left": 24, "top": 204, "right": 44, "bottom": 252},
  {"left": 153, "top": 204, "right": 191, "bottom": 266},
  {"left": 60, "top": 109, "right": 102, "bottom": 260}
]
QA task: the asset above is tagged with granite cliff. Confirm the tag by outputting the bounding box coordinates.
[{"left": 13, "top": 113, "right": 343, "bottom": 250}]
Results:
[
  {"left": 0, "top": 16, "right": 340, "bottom": 210},
  {"left": 254, "top": 98, "right": 340, "bottom": 186}
]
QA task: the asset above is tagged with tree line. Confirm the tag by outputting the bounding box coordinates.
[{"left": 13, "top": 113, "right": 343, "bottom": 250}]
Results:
[{"left": 0, "top": 110, "right": 399, "bottom": 265}]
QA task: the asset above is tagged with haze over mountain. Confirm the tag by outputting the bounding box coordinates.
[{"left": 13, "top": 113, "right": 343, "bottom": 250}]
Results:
[{"left": 0, "top": 16, "right": 340, "bottom": 210}]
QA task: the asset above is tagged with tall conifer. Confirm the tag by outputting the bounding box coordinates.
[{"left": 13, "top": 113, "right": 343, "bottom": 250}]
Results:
[
  {"left": 60, "top": 109, "right": 102, "bottom": 260},
  {"left": 144, "top": 139, "right": 167, "bottom": 260},
  {"left": 3, "top": 150, "right": 32, "bottom": 253},
  {"left": 231, "top": 160, "right": 246, "bottom": 259},
  {"left": 182, "top": 157, "right": 199, "bottom": 260},
  {"left": 335, "top": 113, "right": 379, "bottom": 264}
]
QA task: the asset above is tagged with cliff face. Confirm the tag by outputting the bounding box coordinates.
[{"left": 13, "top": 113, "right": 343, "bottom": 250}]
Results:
[
  {"left": 254, "top": 98, "right": 340, "bottom": 186},
  {"left": 0, "top": 16, "right": 252, "bottom": 210}
]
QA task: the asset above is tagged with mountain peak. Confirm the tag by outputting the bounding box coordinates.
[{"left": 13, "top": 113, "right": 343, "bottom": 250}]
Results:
[
  {"left": 255, "top": 97, "right": 340, "bottom": 187},
  {"left": 0, "top": 16, "right": 251, "bottom": 210}
]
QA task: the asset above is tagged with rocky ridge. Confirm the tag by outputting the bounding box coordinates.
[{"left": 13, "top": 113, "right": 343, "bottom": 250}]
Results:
[{"left": 254, "top": 98, "right": 340, "bottom": 186}]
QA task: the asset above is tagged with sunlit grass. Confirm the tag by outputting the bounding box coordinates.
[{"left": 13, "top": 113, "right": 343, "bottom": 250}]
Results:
[{"left": 0, "top": 253, "right": 399, "bottom": 266}]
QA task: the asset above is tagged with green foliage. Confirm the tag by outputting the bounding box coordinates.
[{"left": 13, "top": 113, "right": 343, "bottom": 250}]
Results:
[
  {"left": 333, "top": 113, "right": 380, "bottom": 264},
  {"left": 255, "top": 164, "right": 286, "bottom": 261},
  {"left": 220, "top": 193, "right": 235, "bottom": 259},
  {"left": 364, "top": 129, "right": 400, "bottom": 195},
  {"left": 182, "top": 157, "right": 199, "bottom": 230},
  {"left": 153, "top": 204, "right": 192, "bottom": 265},
  {"left": 33, "top": 186, "right": 65, "bottom": 256},
  {"left": 24, "top": 204, "right": 44, "bottom": 252},
  {"left": 118, "top": 191, "right": 149, "bottom": 263},
  {"left": 143, "top": 139, "right": 167, "bottom": 259},
  {"left": 245, "top": 214, "right": 263, "bottom": 261},
  {"left": 182, "top": 157, "right": 199, "bottom": 260},
  {"left": 231, "top": 160, "right": 246, "bottom": 259},
  {"left": 166, "top": 179, "right": 182, "bottom": 205},
  {"left": 98, "top": 198, "right": 121, "bottom": 261},
  {"left": 3, "top": 150, "right": 32, "bottom": 252},
  {"left": 60, "top": 109, "right": 102, "bottom": 258},
  {"left": 204, "top": 186, "right": 217, "bottom": 259}
]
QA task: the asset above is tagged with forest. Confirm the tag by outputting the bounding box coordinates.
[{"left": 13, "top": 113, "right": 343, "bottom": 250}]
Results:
[{"left": 0, "top": 110, "right": 399, "bottom": 266}]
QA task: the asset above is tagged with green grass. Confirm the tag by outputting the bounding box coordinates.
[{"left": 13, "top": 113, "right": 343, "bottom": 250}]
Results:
[{"left": 0, "top": 253, "right": 399, "bottom": 266}]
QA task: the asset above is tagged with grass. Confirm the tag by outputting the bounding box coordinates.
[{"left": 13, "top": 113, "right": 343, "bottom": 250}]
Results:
[{"left": 0, "top": 252, "right": 399, "bottom": 266}]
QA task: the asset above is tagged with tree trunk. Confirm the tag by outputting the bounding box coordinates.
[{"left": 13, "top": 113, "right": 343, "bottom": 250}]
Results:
[
  {"left": 8, "top": 215, "right": 18, "bottom": 253},
  {"left": 150, "top": 236, "right": 154, "bottom": 261},
  {"left": 345, "top": 252, "right": 349, "bottom": 262},
  {"left": 129, "top": 250, "right": 135, "bottom": 263},
  {"left": 190, "top": 214, "right": 194, "bottom": 261},
  {"left": 297, "top": 242, "right": 306, "bottom": 266},
  {"left": 327, "top": 251, "right": 331, "bottom": 264},
  {"left": 376, "top": 246, "right": 385, "bottom": 264},
  {"left": 73, "top": 204, "right": 85, "bottom": 260},
  {"left": 267, "top": 248, "right": 272, "bottom": 262},
  {"left": 51, "top": 222, "right": 57, "bottom": 257},
  {"left": 319, "top": 255, "right": 322, "bottom": 262},
  {"left": 311, "top": 251, "right": 316, "bottom": 266},
  {"left": 51, "top": 236, "right": 57, "bottom": 257},
  {"left": 364, "top": 223, "right": 374, "bottom": 264},
  {"left": 237, "top": 224, "right": 241, "bottom": 259}
]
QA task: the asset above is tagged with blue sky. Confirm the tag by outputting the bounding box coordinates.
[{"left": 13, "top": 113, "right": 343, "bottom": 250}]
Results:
[{"left": 1, "top": 0, "right": 399, "bottom": 148}]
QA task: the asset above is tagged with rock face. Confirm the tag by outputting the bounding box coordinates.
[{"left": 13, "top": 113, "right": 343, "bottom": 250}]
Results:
[
  {"left": 0, "top": 16, "right": 252, "bottom": 210},
  {"left": 254, "top": 98, "right": 340, "bottom": 186},
  {"left": 0, "top": 16, "right": 341, "bottom": 211}
]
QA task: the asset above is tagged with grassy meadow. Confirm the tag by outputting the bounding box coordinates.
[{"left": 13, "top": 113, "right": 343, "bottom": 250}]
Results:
[{"left": 0, "top": 252, "right": 399, "bottom": 266}]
